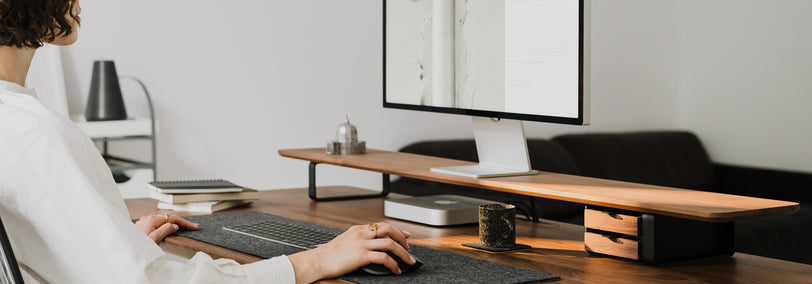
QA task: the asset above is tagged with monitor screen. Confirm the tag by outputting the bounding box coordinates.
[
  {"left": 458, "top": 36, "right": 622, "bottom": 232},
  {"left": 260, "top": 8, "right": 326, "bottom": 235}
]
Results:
[{"left": 384, "top": 0, "right": 589, "bottom": 125}]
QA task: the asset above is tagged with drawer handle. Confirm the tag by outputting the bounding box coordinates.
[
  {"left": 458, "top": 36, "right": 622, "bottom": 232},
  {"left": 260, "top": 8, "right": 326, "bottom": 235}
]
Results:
[
  {"left": 603, "top": 211, "right": 622, "bottom": 220},
  {"left": 602, "top": 234, "right": 619, "bottom": 243}
]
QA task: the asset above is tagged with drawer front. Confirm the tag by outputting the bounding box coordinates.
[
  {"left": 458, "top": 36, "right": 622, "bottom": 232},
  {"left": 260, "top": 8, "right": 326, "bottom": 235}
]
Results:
[
  {"left": 584, "top": 232, "right": 640, "bottom": 260},
  {"left": 584, "top": 208, "right": 640, "bottom": 236}
]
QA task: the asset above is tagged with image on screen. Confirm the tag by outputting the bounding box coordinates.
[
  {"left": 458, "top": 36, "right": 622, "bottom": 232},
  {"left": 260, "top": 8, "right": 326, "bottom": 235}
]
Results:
[{"left": 385, "top": 0, "right": 582, "bottom": 121}]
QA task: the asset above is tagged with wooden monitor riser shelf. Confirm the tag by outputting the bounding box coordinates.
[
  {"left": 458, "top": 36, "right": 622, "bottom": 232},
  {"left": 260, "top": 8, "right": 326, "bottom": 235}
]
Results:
[{"left": 279, "top": 148, "right": 800, "bottom": 264}]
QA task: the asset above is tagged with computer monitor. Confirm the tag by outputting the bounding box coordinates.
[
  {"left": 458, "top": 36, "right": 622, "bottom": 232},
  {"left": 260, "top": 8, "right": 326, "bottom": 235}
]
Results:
[{"left": 384, "top": 0, "right": 591, "bottom": 178}]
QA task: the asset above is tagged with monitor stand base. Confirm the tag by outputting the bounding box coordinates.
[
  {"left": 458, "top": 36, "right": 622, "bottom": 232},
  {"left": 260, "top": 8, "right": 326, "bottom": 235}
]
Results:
[{"left": 431, "top": 117, "right": 537, "bottom": 179}]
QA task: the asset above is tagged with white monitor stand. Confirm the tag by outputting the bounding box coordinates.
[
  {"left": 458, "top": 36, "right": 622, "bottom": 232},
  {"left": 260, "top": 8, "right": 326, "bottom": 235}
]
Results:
[{"left": 431, "top": 116, "right": 538, "bottom": 178}]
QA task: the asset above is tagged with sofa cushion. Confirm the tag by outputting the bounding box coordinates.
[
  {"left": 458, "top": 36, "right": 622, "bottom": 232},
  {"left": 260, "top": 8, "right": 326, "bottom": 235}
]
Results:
[
  {"left": 398, "top": 140, "right": 479, "bottom": 163},
  {"left": 526, "top": 140, "right": 582, "bottom": 175},
  {"left": 553, "top": 131, "right": 719, "bottom": 191}
]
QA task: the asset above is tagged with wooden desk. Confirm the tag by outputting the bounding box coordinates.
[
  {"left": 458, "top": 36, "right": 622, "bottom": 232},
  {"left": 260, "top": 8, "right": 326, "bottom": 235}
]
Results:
[{"left": 126, "top": 187, "right": 812, "bottom": 283}]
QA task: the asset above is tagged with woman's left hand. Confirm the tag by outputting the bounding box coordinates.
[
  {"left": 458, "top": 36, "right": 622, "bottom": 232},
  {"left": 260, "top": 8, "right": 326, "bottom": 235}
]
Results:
[{"left": 135, "top": 213, "right": 199, "bottom": 244}]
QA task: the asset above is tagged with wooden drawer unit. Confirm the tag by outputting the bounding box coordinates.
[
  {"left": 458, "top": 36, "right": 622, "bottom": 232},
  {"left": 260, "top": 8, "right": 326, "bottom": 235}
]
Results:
[
  {"left": 584, "top": 208, "right": 640, "bottom": 236},
  {"left": 584, "top": 232, "right": 639, "bottom": 260},
  {"left": 583, "top": 206, "right": 735, "bottom": 264},
  {"left": 584, "top": 206, "right": 642, "bottom": 260}
]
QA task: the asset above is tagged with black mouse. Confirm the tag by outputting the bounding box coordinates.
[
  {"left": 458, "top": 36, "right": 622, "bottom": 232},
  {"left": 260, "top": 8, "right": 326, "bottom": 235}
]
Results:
[{"left": 361, "top": 251, "right": 423, "bottom": 275}]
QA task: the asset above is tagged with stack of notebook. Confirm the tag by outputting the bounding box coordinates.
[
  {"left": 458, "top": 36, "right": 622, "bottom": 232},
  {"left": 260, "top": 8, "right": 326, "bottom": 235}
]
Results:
[{"left": 146, "top": 179, "right": 259, "bottom": 213}]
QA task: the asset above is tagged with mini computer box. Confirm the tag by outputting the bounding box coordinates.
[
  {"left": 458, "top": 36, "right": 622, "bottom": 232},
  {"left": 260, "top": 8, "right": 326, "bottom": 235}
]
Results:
[{"left": 384, "top": 195, "right": 501, "bottom": 226}]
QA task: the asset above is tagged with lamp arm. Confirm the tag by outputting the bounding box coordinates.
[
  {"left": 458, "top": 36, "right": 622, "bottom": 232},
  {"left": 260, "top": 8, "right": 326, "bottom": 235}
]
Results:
[{"left": 118, "top": 76, "right": 157, "bottom": 181}]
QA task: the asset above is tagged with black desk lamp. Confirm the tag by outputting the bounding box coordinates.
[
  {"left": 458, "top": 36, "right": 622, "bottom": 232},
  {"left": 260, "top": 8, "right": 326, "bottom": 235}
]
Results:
[{"left": 85, "top": 60, "right": 128, "bottom": 121}]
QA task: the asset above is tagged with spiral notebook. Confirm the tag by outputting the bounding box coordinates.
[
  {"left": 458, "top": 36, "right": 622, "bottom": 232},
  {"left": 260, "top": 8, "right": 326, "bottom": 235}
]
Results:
[{"left": 147, "top": 179, "right": 243, "bottom": 194}]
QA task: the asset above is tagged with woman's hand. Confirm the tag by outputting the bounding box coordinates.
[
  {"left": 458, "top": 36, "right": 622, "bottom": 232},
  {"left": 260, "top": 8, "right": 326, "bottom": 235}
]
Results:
[
  {"left": 287, "top": 222, "right": 415, "bottom": 284},
  {"left": 135, "top": 213, "right": 200, "bottom": 244}
]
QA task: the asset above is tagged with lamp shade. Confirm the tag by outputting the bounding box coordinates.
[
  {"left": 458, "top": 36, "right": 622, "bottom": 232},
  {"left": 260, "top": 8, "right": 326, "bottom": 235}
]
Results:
[{"left": 85, "top": 60, "right": 128, "bottom": 121}]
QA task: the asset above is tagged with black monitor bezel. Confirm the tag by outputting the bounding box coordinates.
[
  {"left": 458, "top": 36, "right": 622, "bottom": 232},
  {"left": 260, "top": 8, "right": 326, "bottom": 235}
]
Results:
[{"left": 382, "top": 0, "right": 586, "bottom": 125}]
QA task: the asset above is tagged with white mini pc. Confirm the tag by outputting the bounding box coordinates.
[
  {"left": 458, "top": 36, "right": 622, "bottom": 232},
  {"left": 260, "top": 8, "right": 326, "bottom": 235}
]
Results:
[{"left": 384, "top": 195, "right": 502, "bottom": 226}]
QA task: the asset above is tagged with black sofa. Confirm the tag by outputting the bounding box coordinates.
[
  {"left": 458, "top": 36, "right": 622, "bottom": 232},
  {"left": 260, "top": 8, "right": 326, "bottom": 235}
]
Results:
[{"left": 390, "top": 131, "right": 812, "bottom": 264}]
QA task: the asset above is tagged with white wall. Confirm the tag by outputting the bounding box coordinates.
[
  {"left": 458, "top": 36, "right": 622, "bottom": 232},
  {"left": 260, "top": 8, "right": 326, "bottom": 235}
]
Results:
[
  {"left": 678, "top": 0, "right": 812, "bottom": 172},
  {"left": 64, "top": 0, "right": 807, "bottom": 196}
]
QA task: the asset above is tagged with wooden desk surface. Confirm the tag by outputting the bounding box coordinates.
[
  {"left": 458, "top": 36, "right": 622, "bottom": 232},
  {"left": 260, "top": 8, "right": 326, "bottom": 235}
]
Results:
[
  {"left": 279, "top": 148, "right": 799, "bottom": 222},
  {"left": 126, "top": 187, "right": 812, "bottom": 283}
]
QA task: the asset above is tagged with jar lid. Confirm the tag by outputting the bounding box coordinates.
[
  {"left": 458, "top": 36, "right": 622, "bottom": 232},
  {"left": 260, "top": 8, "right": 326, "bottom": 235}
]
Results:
[{"left": 336, "top": 116, "right": 358, "bottom": 143}]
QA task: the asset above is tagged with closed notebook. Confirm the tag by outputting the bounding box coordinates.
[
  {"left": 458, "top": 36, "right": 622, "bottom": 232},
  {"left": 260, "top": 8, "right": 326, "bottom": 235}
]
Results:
[
  {"left": 157, "top": 200, "right": 253, "bottom": 213},
  {"left": 147, "top": 188, "right": 260, "bottom": 204},
  {"left": 147, "top": 179, "right": 243, "bottom": 194}
]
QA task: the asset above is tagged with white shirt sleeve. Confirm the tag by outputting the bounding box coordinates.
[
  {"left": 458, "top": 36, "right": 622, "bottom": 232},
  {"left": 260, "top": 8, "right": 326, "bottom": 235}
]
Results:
[
  {"left": 145, "top": 253, "right": 295, "bottom": 284},
  {"left": 0, "top": 85, "right": 299, "bottom": 284}
]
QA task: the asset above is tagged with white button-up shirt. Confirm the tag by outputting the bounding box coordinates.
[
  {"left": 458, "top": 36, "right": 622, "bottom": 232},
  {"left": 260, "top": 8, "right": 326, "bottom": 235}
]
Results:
[{"left": 0, "top": 80, "right": 295, "bottom": 283}]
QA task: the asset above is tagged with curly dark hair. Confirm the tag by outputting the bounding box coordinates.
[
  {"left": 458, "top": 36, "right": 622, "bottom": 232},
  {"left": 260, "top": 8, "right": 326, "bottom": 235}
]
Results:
[{"left": 0, "top": 0, "right": 78, "bottom": 48}]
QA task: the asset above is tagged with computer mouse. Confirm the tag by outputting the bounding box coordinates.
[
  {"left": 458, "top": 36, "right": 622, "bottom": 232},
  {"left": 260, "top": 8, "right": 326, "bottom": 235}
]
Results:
[{"left": 361, "top": 251, "right": 423, "bottom": 275}]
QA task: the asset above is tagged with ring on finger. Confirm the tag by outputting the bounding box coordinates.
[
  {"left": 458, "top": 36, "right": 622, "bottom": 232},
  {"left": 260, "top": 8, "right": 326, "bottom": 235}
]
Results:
[
  {"left": 368, "top": 222, "right": 379, "bottom": 238},
  {"left": 155, "top": 213, "right": 169, "bottom": 223}
]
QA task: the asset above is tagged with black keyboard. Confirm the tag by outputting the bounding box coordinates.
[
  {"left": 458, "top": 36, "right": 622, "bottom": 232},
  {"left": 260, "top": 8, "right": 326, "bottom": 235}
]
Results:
[{"left": 223, "top": 220, "right": 339, "bottom": 250}]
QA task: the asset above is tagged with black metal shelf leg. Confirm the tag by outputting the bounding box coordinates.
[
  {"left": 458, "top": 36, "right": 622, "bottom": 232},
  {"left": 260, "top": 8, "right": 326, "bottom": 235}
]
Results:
[
  {"left": 308, "top": 162, "right": 391, "bottom": 202},
  {"left": 528, "top": 196, "right": 540, "bottom": 223}
]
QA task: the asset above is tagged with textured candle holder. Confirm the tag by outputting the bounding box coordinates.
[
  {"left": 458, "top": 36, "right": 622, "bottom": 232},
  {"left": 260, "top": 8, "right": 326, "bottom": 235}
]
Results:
[
  {"left": 463, "top": 203, "right": 531, "bottom": 252},
  {"left": 326, "top": 116, "right": 366, "bottom": 155}
]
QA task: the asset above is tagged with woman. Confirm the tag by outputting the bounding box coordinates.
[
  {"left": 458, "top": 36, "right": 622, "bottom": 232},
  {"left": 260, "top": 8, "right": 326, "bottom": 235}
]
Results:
[{"left": 0, "top": 0, "right": 415, "bottom": 283}]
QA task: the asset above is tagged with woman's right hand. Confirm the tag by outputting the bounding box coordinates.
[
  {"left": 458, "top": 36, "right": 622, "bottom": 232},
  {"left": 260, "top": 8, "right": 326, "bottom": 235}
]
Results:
[{"left": 287, "top": 222, "right": 415, "bottom": 284}]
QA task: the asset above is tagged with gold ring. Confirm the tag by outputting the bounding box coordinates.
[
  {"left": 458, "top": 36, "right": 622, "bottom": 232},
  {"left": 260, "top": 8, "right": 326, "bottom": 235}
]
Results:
[
  {"left": 157, "top": 213, "right": 168, "bottom": 223},
  {"left": 368, "top": 223, "right": 378, "bottom": 238}
]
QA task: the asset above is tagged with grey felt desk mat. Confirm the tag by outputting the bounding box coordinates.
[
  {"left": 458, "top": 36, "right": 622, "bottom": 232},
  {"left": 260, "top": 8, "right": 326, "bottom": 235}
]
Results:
[{"left": 175, "top": 211, "right": 559, "bottom": 283}]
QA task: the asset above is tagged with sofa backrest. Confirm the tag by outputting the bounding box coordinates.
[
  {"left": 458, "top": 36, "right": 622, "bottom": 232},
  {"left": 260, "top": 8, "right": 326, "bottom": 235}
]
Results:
[{"left": 552, "top": 131, "right": 719, "bottom": 192}]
